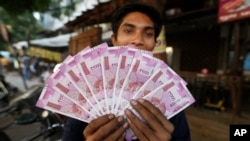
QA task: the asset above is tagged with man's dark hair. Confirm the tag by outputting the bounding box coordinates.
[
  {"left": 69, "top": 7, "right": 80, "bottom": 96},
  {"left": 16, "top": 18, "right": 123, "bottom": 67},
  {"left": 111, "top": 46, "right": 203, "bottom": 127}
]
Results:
[{"left": 111, "top": 3, "right": 163, "bottom": 40}]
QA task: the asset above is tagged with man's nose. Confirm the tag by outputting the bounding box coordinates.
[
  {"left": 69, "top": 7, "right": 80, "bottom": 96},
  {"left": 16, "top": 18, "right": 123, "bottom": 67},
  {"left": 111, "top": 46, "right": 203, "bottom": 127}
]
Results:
[{"left": 130, "top": 32, "right": 144, "bottom": 47}]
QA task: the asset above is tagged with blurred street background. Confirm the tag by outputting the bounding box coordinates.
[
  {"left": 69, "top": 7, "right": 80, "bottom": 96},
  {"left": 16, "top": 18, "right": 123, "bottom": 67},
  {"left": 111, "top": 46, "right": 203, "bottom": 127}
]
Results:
[{"left": 5, "top": 70, "right": 41, "bottom": 93}]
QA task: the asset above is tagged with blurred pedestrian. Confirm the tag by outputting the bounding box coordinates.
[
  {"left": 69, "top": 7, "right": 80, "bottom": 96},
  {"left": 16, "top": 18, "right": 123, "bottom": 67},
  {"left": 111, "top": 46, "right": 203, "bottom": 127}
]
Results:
[
  {"left": 19, "top": 47, "right": 31, "bottom": 80},
  {"left": 30, "top": 56, "right": 41, "bottom": 74}
]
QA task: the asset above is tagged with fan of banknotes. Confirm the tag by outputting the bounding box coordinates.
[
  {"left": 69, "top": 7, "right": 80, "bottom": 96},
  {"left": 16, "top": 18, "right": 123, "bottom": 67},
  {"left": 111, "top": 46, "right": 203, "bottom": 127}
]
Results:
[{"left": 36, "top": 42, "right": 195, "bottom": 139}]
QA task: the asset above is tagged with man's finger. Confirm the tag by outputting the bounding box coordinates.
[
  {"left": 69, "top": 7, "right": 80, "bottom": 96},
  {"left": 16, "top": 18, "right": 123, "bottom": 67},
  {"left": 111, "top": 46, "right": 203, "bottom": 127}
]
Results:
[
  {"left": 103, "top": 122, "right": 129, "bottom": 141},
  {"left": 94, "top": 116, "right": 125, "bottom": 139},
  {"left": 125, "top": 109, "right": 157, "bottom": 141},
  {"left": 138, "top": 99, "right": 174, "bottom": 133},
  {"left": 130, "top": 99, "right": 166, "bottom": 133},
  {"left": 84, "top": 114, "right": 115, "bottom": 136}
]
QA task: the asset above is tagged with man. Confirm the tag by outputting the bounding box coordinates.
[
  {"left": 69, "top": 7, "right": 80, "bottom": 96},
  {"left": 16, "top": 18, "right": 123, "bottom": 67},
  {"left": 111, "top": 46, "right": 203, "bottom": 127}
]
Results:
[{"left": 62, "top": 3, "right": 190, "bottom": 141}]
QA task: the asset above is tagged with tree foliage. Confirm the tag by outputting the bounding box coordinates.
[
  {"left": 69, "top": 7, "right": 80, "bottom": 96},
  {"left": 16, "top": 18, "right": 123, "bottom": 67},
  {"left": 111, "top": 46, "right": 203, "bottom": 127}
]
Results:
[
  {"left": 0, "top": 0, "right": 77, "bottom": 18},
  {"left": 0, "top": 0, "right": 78, "bottom": 50},
  {"left": 0, "top": 0, "right": 53, "bottom": 16},
  {"left": 0, "top": 6, "right": 43, "bottom": 46}
]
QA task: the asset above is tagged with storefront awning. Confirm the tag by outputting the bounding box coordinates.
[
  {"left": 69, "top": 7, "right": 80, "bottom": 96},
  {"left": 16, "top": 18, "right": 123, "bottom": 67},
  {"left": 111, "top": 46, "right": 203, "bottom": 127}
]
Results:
[{"left": 30, "top": 32, "right": 77, "bottom": 48}]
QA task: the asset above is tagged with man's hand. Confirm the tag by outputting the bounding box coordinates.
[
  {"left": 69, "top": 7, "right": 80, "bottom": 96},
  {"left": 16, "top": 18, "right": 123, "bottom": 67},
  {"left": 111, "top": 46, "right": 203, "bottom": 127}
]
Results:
[
  {"left": 83, "top": 114, "right": 128, "bottom": 141},
  {"left": 125, "top": 99, "right": 174, "bottom": 141}
]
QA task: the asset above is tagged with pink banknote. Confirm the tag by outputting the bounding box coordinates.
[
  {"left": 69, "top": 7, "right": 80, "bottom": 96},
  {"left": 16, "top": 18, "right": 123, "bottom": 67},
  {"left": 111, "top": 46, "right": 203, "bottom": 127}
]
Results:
[
  {"left": 143, "top": 81, "right": 195, "bottom": 119},
  {"left": 112, "top": 47, "right": 139, "bottom": 114},
  {"left": 77, "top": 43, "right": 108, "bottom": 114},
  {"left": 52, "top": 46, "right": 90, "bottom": 73},
  {"left": 124, "top": 81, "right": 195, "bottom": 141},
  {"left": 36, "top": 85, "right": 95, "bottom": 122},
  {"left": 132, "top": 60, "right": 186, "bottom": 100},
  {"left": 63, "top": 52, "right": 95, "bottom": 105},
  {"left": 35, "top": 43, "right": 195, "bottom": 133},
  {"left": 123, "top": 69, "right": 169, "bottom": 111},
  {"left": 101, "top": 46, "right": 128, "bottom": 113},
  {"left": 134, "top": 69, "right": 167, "bottom": 98},
  {"left": 116, "top": 53, "right": 160, "bottom": 115},
  {"left": 155, "top": 60, "right": 187, "bottom": 85},
  {"left": 50, "top": 67, "right": 101, "bottom": 117}
]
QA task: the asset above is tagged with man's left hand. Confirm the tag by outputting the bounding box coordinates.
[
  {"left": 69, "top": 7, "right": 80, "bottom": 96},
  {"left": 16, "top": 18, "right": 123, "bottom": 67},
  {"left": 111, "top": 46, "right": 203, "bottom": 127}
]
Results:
[{"left": 125, "top": 99, "right": 174, "bottom": 141}]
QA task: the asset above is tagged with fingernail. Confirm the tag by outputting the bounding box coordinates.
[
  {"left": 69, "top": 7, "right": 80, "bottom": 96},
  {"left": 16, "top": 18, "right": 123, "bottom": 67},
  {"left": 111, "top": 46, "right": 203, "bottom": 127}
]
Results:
[
  {"left": 138, "top": 98, "right": 145, "bottom": 103},
  {"left": 125, "top": 109, "right": 132, "bottom": 115},
  {"left": 127, "top": 118, "right": 131, "bottom": 123},
  {"left": 108, "top": 114, "right": 115, "bottom": 119},
  {"left": 130, "top": 100, "right": 138, "bottom": 105},
  {"left": 123, "top": 122, "right": 129, "bottom": 128},
  {"left": 118, "top": 116, "right": 123, "bottom": 122}
]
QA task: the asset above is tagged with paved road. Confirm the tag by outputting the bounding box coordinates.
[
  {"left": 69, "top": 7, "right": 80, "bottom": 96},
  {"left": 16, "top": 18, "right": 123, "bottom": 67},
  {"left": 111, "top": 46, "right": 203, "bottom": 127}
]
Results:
[{"left": 4, "top": 70, "right": 42, "bottom": 93}]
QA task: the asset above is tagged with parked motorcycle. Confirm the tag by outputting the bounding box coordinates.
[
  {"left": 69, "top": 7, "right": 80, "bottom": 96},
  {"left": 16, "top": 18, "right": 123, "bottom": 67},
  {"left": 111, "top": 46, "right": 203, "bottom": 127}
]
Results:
[
  {"left": 0, "top": 74, "right": 18, "bottom": 109},
  {"left": 0, "top": 84, "right": 64, "bottom": 141}
]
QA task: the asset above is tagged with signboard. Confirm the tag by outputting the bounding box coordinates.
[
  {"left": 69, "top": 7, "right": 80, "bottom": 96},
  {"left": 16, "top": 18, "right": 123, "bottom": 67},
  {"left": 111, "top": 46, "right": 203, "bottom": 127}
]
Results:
[
  {"left": 218, "top": 0, "right": 250, "bottom": 23},
  {"left": 29, "top": 47, "right": 66, "bottom": 62}
]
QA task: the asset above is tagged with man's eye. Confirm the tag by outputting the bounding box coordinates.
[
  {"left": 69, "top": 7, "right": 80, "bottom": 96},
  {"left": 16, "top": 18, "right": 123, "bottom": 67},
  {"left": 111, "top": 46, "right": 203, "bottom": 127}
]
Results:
[
  {"left": 145, "top": 33, "right": 154, "bottom": 37},
  {"left": 124, "top": 29, "right": 133, "bottom": 34}
]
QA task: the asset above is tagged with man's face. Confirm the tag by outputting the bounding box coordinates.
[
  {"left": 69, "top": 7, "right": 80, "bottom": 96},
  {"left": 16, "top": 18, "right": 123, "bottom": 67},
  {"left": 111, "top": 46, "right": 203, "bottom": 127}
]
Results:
[{"left": 111, "top": 12, "right": 156, "bottom": 51}]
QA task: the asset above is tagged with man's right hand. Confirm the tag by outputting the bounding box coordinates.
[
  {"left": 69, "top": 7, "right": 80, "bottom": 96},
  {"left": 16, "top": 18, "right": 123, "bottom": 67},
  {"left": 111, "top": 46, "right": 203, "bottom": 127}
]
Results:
[{"left": 83, "top": 114, "right": 128, "bottom": 141}]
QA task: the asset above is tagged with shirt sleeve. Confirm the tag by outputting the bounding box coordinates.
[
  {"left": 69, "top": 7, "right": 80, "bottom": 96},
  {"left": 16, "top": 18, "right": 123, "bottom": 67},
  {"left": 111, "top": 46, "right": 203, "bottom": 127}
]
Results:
[
  {"left": 62, "top": 118, "right": 88, "bottom": 141},
  {"left": 169, "top": 111, "right": 191, "bottom": 141}
]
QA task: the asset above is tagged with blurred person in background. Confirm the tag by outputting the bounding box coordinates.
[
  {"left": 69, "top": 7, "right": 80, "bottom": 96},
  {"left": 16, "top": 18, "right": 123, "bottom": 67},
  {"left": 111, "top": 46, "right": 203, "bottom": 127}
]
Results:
[
  {"left": 19, "top": 47, "right": 31, "bottom": 80},
  {"left": 30, "top": 56, "right": 41, "bottom": 75}
]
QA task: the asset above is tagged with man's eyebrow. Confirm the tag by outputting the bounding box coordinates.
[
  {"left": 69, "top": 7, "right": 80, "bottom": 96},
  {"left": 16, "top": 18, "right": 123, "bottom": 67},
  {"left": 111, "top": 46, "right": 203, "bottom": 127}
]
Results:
[
  {"left": 144, "top": 26, "right": 154, "bottom": 31},
  {"left": 121, "top": 23, "right": 136, "bottom": 28},
  {"left": 121, "top": 23, "right": 154, "bottom": 31}
]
